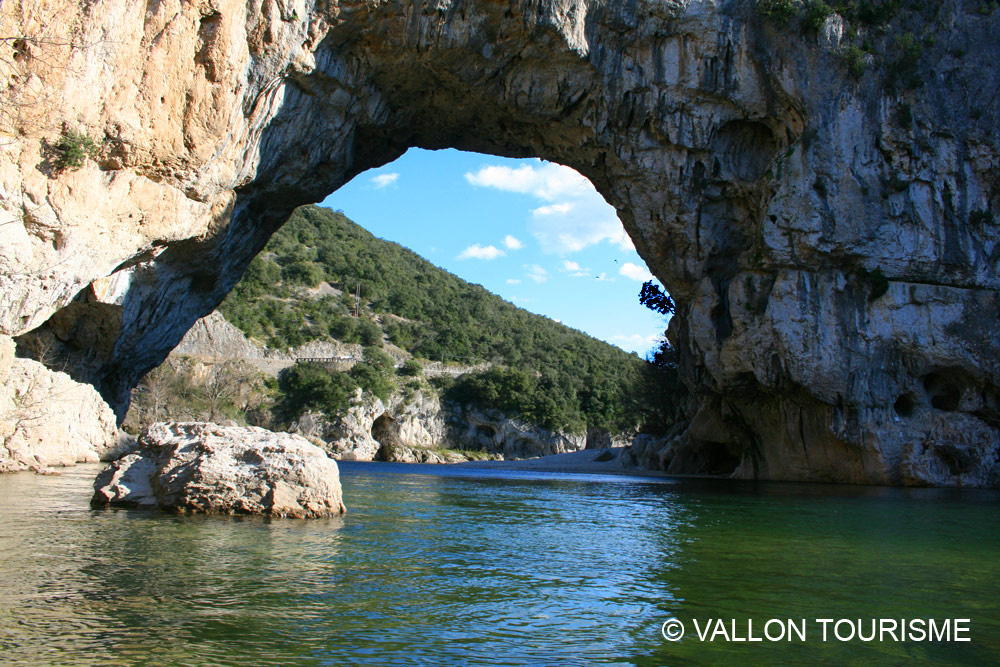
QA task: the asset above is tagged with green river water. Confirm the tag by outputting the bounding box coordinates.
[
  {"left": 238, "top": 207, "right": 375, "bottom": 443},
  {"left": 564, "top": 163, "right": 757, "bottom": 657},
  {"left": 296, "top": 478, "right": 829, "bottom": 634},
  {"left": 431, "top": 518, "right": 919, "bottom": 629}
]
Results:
[{"left": 0, "top": 461, "right": 997, "bottom": 666}]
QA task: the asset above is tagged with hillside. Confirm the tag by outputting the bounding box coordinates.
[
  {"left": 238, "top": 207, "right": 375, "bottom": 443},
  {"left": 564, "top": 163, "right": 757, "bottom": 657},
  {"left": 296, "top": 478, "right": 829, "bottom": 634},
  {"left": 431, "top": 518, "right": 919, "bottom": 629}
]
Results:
[{"left": 218, "top": 205, "right": 663, "bottom": 434}]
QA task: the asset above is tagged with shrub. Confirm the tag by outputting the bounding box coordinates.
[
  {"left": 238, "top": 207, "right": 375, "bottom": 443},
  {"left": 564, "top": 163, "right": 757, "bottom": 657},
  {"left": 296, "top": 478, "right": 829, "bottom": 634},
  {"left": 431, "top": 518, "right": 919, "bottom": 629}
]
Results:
[
  {"left": 887, "top": 32, "right": 923, "bottom": 89},
  {"left": 349, "top": 362, "right": 394, "bottom": 401},
  {"left": 53, "top": 130, "right": 99, "bottom": 171},
  {"left": 897, "top": 103, "right": 913, "bottom": 128},
  {"left": 803, "top": 0, "right": 834, "bottom": 32},
  {"left": 756, "top": 0, "right": 801, "bottom": 23},
  {"left": 865, "top": 267, "right": 890, "bottom": 302},
  {"left": 842, "top": 45, "right": 866, "bottom": 78},
  {"left": 399, "top": 360, "right": 423, "bottom": 377},
  {"left": 276, "top": 362, "right": 355, "bottom": 423},
  {"left": 358, "top": 318, "right": 383, "bottom": 346},
  {"left": 363, "top": 345, "right": 395, "bottom": 372}
]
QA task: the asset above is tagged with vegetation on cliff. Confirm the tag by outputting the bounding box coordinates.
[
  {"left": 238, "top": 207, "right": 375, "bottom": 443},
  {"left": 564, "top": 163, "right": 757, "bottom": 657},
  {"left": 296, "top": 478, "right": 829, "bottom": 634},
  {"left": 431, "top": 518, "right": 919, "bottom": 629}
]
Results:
[{"left": 216, "top": 205, "right": 680, "bottom": 435}]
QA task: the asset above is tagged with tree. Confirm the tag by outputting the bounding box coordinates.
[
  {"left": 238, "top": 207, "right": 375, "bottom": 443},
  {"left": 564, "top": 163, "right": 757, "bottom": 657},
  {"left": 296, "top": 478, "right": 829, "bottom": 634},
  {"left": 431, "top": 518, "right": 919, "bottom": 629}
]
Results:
[
  {"left": 133, "top": 363, "right": 175, "bottom": 424},
  {"left": 638, "top": 280, "right": 675, "bottom": 315},
  {"left": 203, "top": 360, "right": 255, "bottom": 422}
]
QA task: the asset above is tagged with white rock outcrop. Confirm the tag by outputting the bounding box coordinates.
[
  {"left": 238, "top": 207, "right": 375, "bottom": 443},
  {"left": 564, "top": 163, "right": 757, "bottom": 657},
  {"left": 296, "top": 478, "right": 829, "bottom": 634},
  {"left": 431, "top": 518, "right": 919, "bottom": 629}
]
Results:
[
  {"left": 0, "top": 342, "right": 121, "bottom": 472},
  {"left": 91, "top": 422, "right": 346, "bottom": 517}
]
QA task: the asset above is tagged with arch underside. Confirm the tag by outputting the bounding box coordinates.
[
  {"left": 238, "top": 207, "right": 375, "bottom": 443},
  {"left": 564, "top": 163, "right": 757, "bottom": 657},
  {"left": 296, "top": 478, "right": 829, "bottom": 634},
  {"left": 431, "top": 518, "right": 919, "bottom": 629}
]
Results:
[{"left": 5, "top": 0, "right": 999, "bottom": 486}]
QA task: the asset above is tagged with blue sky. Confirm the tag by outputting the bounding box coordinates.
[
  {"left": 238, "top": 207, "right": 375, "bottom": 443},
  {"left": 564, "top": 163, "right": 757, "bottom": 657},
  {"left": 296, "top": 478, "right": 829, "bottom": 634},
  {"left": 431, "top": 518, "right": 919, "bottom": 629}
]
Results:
[{"left": 320, "top": 148, "right": 669, "bottom": 356}]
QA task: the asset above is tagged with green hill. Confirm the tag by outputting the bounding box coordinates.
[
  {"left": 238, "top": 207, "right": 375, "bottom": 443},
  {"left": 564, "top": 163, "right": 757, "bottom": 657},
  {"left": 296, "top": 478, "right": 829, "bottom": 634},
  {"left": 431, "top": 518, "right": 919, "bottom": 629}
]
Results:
[{"left": 220, "top": 205, "right": 676, "bottom": 434}]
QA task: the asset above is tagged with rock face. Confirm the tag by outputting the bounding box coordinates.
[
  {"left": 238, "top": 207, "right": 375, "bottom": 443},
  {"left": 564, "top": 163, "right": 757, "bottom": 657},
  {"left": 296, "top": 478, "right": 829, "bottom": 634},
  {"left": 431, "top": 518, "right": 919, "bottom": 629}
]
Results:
[
  {"left": 448, "top": 405, "right": 588, "bottom": 459},
  {"left": 0, "top": 339, "right": 123, "bottom": 472},
  {"left": 2, "top": 1, "right": 999, "bottom": 485},
  {"left": 293, "top": 387, "right": 584, "bottom": 462},
  {"left": 92, "top": 422, "right": 346, "bottom": 517}
]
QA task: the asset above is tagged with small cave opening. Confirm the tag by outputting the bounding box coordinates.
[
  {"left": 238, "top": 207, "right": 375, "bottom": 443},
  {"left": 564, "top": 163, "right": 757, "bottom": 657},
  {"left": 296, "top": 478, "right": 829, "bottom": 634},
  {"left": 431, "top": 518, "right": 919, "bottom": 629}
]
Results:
[
  {"left": 893, "top": 393, "right": 918, "bottom": 418},
  {"left": 475, "top": 424, "right": 497, "bottom": 450},
  {"left": 372, "top": 414, "right": 401, "bottom": 461},
  {"left": 923, "top": 369, "right": 967, "bottom": 412},
  {"left": 702, "top": 441, "right": 741, "bottom": 476}
]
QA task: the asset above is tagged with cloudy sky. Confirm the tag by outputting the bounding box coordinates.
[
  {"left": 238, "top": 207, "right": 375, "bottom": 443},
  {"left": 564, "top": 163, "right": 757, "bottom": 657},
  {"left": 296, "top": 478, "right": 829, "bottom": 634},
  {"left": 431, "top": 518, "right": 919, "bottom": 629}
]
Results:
[{"left": 321, "top": 148, "right": 669, "bottom": 356}]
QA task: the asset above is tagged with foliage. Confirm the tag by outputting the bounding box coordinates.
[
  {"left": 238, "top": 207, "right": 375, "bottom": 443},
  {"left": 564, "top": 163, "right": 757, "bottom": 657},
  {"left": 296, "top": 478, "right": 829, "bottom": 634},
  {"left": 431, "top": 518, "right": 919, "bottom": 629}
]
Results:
[
  {"left": 446, "top": 367, "right": 595, "bottom": 434},
  {"left": 886, "top": 32, "right": 923, "bottom": 89},
  {"left": 399, "top": 360, "right": 424, "bottom": 377},
  {"left": 220, "top": 205, "right": 649, "bottom": 432},
  {"left": 275, "top": 362, "right": 356, "bottom": 424},
  {"left": 124, "top": 359, "right": 273, "bottom": 433},
  {"left": 639, "top": 280, "right": 676, "bottom": 315},
  {"left": 53, "top": 130, "right": 99, "bottom": 172},
  {"left": 802, "top": 0, "right": 834, "bottom": 33},
  {"left": 896, "top": 103, "right": 913, "bottom": 128},
  {"left": 755, "top": 0, "right": 801, "bottom": 24},
  {"left": 841, "top": 45, "right": 867, "bottom": 78},
  {"left": 634, "top": 339, "right": 689, "bottom": 435},
  {"left": 864, "top": 267, "right": 890, "bottom": 302}
]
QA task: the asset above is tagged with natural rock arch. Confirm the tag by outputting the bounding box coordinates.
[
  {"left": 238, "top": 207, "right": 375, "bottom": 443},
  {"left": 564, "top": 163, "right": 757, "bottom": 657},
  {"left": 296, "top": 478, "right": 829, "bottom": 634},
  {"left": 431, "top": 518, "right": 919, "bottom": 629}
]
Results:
[{"left": 2, "top": 0, "right": 998, "bottom": 485}]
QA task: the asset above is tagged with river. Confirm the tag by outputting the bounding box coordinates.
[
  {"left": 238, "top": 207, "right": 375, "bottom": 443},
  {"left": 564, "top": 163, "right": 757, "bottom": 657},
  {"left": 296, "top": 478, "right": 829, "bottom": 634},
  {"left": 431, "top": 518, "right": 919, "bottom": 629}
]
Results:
[{"left": 0, "top": 462, "right": 997, "bottom": 665}]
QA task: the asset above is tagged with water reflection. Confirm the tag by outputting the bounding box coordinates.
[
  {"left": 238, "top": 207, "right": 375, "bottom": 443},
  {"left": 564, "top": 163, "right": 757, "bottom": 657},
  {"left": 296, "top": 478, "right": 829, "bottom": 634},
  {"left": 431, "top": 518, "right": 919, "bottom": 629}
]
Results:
[{"left": 0, "top": 463, "right": 997, "bottom": 665}]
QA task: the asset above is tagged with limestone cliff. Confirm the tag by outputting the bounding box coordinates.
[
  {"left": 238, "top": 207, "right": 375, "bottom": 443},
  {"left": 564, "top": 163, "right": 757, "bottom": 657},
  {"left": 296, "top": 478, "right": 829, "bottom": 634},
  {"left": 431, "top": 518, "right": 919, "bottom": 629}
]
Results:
[
  {"left": 291, "top": 386, "right": 596, "bottom": 462},
  {"left": 1, "top": 0, "right": 998, "bottom": 485}
]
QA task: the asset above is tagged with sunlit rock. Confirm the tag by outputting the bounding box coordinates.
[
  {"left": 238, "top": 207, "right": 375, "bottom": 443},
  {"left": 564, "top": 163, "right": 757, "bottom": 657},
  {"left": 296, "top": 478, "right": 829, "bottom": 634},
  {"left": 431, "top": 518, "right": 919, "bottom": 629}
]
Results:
[{"left": 92, "top": 422, "right": 346, "bottom": 517}]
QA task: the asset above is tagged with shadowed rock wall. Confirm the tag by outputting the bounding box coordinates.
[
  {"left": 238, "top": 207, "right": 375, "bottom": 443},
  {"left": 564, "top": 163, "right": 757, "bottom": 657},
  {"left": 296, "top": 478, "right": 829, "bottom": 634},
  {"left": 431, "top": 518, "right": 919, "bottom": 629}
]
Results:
[{"left": 1, "top": 0, "right": 997, "bottom": 484}]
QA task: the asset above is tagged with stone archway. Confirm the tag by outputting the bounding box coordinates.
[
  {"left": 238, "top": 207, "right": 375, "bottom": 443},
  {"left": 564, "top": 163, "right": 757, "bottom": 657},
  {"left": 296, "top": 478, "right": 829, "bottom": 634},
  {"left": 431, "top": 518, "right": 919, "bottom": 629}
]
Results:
[{"left": 2, "top": 0, "right": 998, "bottom": 485}]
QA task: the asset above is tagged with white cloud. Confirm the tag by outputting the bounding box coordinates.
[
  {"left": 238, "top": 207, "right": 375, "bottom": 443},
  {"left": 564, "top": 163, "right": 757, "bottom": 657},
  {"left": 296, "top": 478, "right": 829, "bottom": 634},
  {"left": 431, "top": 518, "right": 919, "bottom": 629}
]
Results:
[
  {"left": 465, "top": 161, "right": 633, "bottom": 254},
  {"left": 619, "top": 262, "right": 653, "bottom": 282},
  {"left": 594, "top": 272, "right": 613, "bottom": 282},
  {"left": 465, "top": 162, "right": 592, "bottom": 200},
  {"left": 503, "top": 235, "right": 524, "bottom": 250},
  {"left": 533, "top": 202, "right": 574, "bottom": 216},
  {"left": 561, "top": 260, "right": 591, "bottom": 278},
  {"left": 371, "top": 172, "right": 399, "bottom": 189},
  {"left": 506, "top": 278, "right": 521, "bottom": 285},
  {"left": 609, "top": 333, "right": 661, "bottom": 354},
  {"left": 525, "top": 264, "right": 549, "bottom": 283},
  {"left": 458, "top": 244, "right": 505, "bottom": 260}
]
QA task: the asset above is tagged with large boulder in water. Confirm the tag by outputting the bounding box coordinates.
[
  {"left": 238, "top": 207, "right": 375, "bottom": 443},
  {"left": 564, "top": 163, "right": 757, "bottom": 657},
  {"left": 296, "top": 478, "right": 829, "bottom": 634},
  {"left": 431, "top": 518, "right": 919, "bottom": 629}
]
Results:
[{"left": 92, "top": 422, "right": 346, "bottom": 517}]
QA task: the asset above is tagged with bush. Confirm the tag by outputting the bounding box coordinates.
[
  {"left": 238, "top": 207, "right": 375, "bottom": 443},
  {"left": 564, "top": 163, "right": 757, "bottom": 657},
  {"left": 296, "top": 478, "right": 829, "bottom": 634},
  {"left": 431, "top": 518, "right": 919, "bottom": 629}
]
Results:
[
  {"left": 803, "top": 0, "right": 833, "bottom": 32},
  {"left": 358, "top": 318, "right": 383, "bottom": 346},
  {"left": 886, "top": 32, "right": 923, "bottom": 89},
  {"left": 841, "top": 45, "right": 866, "bottom": 78},
  {"left": 349, "top": 362, "right": 394, "bottom": 401},
  {"left": 276, "top": 362, "right": 355, "bottom": 423},
  {"left": 399, "top": 360, "right": 423, "bottom": 377},
  {"left": 282, "top": 260, "right": 324, "bottom": 287},
  {"left": 53, "top": 130, "right": 99, "bottom": 171},
  {"left": 756, "top": 0, "right": 801, "bottom": 23},
  {"left": 363, "top": 345, "right": 395, "bottom": 372}
]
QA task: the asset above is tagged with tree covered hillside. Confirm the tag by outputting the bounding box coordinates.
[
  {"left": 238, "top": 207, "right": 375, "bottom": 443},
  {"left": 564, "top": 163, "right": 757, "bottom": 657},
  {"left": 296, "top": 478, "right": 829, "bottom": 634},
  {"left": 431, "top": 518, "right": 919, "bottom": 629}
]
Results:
[{"left": 220, "top": 205, "right": 673, "bottom": 434}]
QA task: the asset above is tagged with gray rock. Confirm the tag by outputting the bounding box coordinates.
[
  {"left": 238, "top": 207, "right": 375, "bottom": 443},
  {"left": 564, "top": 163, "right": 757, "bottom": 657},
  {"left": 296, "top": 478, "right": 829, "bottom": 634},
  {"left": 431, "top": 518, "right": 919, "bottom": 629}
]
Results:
[{"left": 92, "top": 422, "right": 346, "bottom": 517}]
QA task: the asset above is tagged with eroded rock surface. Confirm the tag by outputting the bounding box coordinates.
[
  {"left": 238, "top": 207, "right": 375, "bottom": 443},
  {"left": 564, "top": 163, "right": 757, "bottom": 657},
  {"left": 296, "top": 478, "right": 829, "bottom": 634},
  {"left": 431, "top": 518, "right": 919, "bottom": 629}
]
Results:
[
  {"left": 92, "top": 422, "right": 346, "bottom": 516},
  {"left": 292, "top": 387, "right": 587, "bottom": 462},
  {"left": 0, "top": 336, "right": 123, "bottom": 472},
  {"left": 2, "top": 1, "right": 999, "bottom": 485}
]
